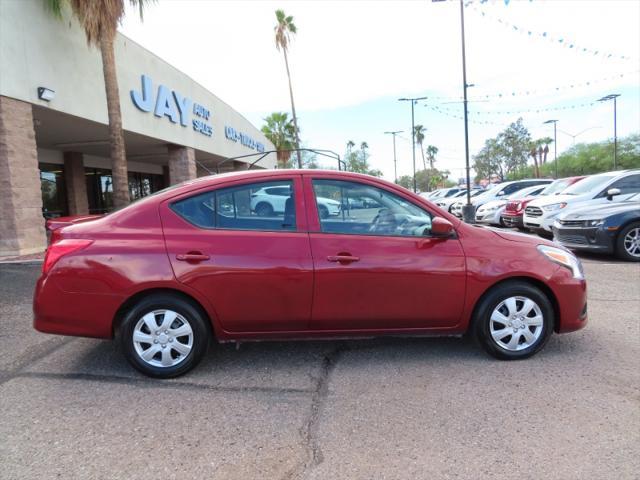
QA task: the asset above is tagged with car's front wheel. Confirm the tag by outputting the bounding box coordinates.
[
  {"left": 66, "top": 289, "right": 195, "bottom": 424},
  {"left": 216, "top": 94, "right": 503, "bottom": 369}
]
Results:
[
  {"left": 120, "top": 294, "right": 210, "bottom": 378},
  {"left": 474, "top": 281, "right": 553, "bottom": 360},
  {"left": 616, "top": 222, "right": 640, "bottom": 262}
]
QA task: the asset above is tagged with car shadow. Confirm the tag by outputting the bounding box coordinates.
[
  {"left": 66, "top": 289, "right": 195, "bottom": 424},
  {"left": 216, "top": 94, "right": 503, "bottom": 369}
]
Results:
[{"left": 59, "top": 331, "right": 594, "bottom": 385}]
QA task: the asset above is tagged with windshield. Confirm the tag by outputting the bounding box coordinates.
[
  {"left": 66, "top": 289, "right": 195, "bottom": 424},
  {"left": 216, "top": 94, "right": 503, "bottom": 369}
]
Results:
[
  {"left": 561, "top": 174, "right": 617, "bottom": 195},
  {"left": 541, "top": 178, "right": 571, "bottom": 195}
]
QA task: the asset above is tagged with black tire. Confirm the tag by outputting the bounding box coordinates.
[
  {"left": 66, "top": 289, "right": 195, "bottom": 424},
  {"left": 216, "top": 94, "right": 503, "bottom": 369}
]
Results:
[
  {"left": 255, "top": 202, "right": 274, "bottom": 217},
  {"left": 473, "top": 281, "right": 554, "bottom": 360},
  {"left": 517, "top": 227, "right": 528, "bottom": 232},
  {"left": 616, "top": 221, "right": 640, "bottom": 262},
  {"left": 119, "top": 293, "right": 210, "bottom": 378},
  {"left": 318, "top": 205, "right": 329, "bottom": 219}
]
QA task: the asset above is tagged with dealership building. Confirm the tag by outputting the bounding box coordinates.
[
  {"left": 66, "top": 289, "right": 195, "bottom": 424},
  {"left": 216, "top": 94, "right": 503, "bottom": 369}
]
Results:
[{"left": 0, "top": 0, "right": 276, "bottom": 257}]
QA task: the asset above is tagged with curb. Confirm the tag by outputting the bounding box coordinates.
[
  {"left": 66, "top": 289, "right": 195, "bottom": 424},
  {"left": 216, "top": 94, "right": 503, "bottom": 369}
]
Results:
[{"left": 0, "top": 259, "right": 43, "bottom": 265}]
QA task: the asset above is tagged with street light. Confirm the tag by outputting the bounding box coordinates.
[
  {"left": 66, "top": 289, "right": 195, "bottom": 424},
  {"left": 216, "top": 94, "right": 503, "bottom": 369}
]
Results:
[
  {"left": 431, "top": 0, "right": 474, "bottom": 221},
  {"left": 398, "top": 97, "right": 427, "bottom": 192},
  {"left": 558, "top": 126, "right": 602, "bottom": 145},
  {"left": 598, "top": 94, "right": 621, "bottom": 169},
  {"left": 543, "top": 119, "right": 558, "bottom": 178},
  {"left": 384, "top": 130, "right": 404, "bottom": 184}
]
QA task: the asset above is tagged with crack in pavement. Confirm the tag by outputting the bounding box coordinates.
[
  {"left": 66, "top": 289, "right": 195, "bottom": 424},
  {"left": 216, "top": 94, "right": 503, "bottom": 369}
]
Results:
[
  {"left": 283, "top": 343, "right": 349, "bottom": 480},
  {"left": 0, "top": 337, "right": 75, "bottom": 386},
  {"left": 12, "top": 371, "right": 313, "bottom": 396}
]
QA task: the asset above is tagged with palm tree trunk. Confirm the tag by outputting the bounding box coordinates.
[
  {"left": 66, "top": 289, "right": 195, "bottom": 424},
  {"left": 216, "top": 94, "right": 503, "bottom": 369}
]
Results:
[
  {"left": 420, "top": 144, "right": 427, "bottom": 171},
  {"left": 100, "top": 35, "right": 129, "bottom": 208},
  {"left": 283, "top": 49, "right": 302, "bottom": 168}
]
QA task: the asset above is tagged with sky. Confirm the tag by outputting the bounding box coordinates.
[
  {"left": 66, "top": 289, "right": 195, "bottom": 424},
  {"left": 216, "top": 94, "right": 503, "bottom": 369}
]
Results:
[{"left": 120, "top": 0, "right": 640, "bottom": 182}]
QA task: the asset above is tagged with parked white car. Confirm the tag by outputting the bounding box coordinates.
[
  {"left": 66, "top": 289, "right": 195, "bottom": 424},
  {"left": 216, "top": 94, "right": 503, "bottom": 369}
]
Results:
[
  {"left": 523, "top": 170, "right": 640, "bottom": 233},
  {"left": 435, "top": 189, "right": 483, "bottom": 213},
  {"left": 475, "top": 184, "right": 548, "bottom": 225},
  {"left": 420, "top": 187, "right": 464, "bottom": 201},
  {"left": 250, "top": 185, "right": 340, "bottom": 218}
]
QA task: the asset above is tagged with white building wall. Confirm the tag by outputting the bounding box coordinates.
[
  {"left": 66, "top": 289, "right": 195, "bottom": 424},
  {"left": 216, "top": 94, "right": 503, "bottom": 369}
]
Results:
[{"left": 0, "top": 0, "right": 276, "bottom": 167}]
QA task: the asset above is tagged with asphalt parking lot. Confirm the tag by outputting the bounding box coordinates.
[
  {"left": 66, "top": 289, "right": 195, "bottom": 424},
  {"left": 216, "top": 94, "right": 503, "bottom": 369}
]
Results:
[{"left": 1, "top": 255, "right": 638, "bottom": 480}]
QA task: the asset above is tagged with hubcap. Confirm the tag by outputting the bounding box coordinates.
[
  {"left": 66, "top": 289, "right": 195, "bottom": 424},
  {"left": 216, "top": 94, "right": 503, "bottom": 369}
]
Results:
[
  {"left": 490, "top": 296, "right": 544, "bottom": 351},
  {"left": 133, "top": 310, "right": 193, "bottom": 368},
  {"left": 623, "top": 227, "right": 640, "bottom": 258}
]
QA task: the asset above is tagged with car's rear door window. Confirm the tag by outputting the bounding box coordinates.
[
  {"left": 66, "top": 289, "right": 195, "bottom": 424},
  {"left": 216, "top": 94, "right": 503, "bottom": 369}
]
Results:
[{"left": 171, "top": 180, "right": 296, "bottom": 231}]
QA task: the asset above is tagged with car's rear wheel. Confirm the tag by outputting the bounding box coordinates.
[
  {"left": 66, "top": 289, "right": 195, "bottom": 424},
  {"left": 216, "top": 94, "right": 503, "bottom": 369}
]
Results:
[
  {"left": 255, "top": 202, "right": 274, "bottom": 217},
  {"left": 120, "top": 294, "right": 209, "bottom": 378},
  {"left": 616, "top": 222, "right": 640, "bottom": 262},
  {"left": 318, "top": 205, "right": 329, "bottom": 219},
  {"left": 474, "top": 281, "right": 553, "bottom": 360}
]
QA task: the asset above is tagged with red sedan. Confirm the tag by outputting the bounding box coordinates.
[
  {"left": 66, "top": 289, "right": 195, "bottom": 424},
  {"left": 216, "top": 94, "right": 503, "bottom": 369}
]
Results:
[{"left": 34, "top": 170, "right": 588, "bottom": 377}]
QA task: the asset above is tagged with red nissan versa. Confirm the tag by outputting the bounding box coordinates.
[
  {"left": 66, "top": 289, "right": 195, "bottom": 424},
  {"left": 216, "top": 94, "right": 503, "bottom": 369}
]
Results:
[{"left": 34, "top": 170, "right": 588, "bottom": 378}]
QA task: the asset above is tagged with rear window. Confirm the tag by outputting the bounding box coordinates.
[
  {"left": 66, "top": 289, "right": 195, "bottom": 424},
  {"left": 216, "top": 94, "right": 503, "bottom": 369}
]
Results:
[{"left": 170, "top": 180, "right": 296, "bottom": 231}]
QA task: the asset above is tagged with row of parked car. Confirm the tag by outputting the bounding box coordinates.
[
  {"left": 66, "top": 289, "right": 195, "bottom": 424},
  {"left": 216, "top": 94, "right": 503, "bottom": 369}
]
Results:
[{"left": 423, "top": 169, "right": 640, "bottom": 262}]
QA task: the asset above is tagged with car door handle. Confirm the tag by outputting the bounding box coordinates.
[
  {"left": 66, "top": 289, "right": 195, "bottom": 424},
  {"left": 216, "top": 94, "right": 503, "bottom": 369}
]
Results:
[
  {"left": 176, "top": 252, "right": 210, "bottom": 262},
  {"left": 327, "top": 254, "right": 360, "bottom": 264}
]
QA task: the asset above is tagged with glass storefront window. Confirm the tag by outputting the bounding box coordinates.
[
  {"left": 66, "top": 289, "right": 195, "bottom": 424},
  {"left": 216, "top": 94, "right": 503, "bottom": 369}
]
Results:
[
  {"left": 87, "top": 168, "right": 165, "bottom": 213},
  {"left": 40, "top": 163, "right": 67, "bottom": 219},
  {"left": 86, "top": 168, "right": 114, "bottom": 214}
]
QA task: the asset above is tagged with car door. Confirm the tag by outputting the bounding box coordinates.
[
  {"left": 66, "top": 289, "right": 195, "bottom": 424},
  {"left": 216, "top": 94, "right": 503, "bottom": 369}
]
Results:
[
  {"left": 304, "top": 175, "right": 466, "bottom": 331},
  {"left": 160, "top": 176, "right": 313, "bottom": 333}
]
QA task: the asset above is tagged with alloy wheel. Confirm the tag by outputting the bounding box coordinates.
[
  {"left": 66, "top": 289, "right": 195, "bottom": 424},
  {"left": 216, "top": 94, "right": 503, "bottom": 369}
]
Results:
[
  {"left": 623, "top": 227, "right": 640, "bottom": 258},
  {"left": 132, "top": 309, "right": 194, "bottom": 368},
  {"left": 489, "top": 296, "right": 544, "bottom": 351}
]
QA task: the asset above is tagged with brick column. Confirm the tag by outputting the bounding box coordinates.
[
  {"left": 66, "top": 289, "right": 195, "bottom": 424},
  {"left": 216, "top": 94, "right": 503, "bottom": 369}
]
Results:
[
  {"left": 0, "top": 96, "right": 46, "bottom": 257},
  {"left": 64, "top": 151, "right": 89, "bottom": 215},
  {"left": 167, "top": 145, "right": 196, "bottom": 185}
]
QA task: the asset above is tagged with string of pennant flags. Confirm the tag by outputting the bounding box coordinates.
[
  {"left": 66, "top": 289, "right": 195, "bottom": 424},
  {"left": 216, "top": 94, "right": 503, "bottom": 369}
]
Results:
[
  {"left": 417, "top": 70, "right": 638, "bottom": 103},
  {"left": 431, "top": 100, "right": 597, "bottom": 116},
  {"left": 469, "top": 3, "right": 633, "bottom": 61}
]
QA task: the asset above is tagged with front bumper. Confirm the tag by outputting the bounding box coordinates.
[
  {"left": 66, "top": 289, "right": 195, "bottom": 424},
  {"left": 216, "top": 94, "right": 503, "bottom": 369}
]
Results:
[
  {"left": 549, "top": 266, "right": 588, "bottom": 334},
  {"left": 524, "top": 213, "right": 558, "bottom": 232},
  {"left": 501, "top": 213, "right": 524, "bottom": 228},
  {"left": 552, "top": 225, "right": 616, "bottom": 254},
  {"left": 475, "top": 209, "right": 501, "bottom": 225}
]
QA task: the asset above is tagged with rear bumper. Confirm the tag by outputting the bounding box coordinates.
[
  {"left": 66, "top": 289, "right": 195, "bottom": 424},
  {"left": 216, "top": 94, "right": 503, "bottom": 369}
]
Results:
[{"left": 33, "top": 275, "right": 123, "bottom": 339}]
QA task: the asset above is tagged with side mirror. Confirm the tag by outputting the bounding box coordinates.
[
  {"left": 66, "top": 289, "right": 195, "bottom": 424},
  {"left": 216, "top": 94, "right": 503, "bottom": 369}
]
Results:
[
  {"left": 606, "top": 188, "right": 621, "bottom": 200},
  {"left": 430, "top": 217, "right": 455, "bottom": 238},
  {"left": 497, "top": 190, "right": 505, "bottom": 196}
]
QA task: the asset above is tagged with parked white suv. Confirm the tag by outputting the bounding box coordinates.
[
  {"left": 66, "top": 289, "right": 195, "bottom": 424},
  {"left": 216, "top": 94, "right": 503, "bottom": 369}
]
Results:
[
  {"left": 475, "top": 184, "right": 548, "bottom": 225},
  {"left": 523, "top": 170, "right": 640, "bottom": 233},
  {"left": 250, "top": 185, "right": 340, "bottom": 218}
]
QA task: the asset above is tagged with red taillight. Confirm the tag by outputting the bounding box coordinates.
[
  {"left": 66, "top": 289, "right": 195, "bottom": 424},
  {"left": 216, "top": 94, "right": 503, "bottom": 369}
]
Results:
[{"left": 42, "top": 239, "right": 93, "bottom": 274}]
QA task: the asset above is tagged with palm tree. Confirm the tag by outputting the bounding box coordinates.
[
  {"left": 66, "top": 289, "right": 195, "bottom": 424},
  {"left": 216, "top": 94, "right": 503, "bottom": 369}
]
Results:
[
  {"left": 425, "top": 145, "right": 438, "bottom": 170},
  {"left": 346, "top": 140, "right": 355, "bottom": 152},
  {"left": 360, "top": 141, "right": 369, "bottom": 161},
  {"left": 414, "top": 125, "right": 427, "bottom": 170},
  {"left": 274, "top": 9, "right": 302, "bottom": 169},
  {"left": 46, "top": 0, "right": 154, "bottom": 208},
  {"left": 261, "top": 112, "right": 296, "bottom": 168}
]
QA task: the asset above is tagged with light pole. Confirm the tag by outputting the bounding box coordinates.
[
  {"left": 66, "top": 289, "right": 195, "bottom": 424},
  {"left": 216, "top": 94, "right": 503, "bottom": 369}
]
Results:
[
  {"left": 598, "top": 94, "right": 621, "bottom": 169},
  {"left": 459, "top": 0, "right": 474, "bottom": 223},
  {"left": 543, "top": 119, "right": 558, "bottom": 178},
  {"left": 398, "top": 97, "right": 427, "bottom": 192},
  {"left": 384, "top": 130, "right": 403, "bottom": 183},
  {"left": 432, "top": 0, "right": 473, "bottom": 221},
  {"left": 558, "top": 126, "right": 602, "bottom": 145}
]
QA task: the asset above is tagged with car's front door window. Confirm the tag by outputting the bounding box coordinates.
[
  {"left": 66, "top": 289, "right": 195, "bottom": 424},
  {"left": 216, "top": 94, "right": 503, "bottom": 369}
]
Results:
[{"left": 312, "top": 179, "right": 432, "bottom": 237}]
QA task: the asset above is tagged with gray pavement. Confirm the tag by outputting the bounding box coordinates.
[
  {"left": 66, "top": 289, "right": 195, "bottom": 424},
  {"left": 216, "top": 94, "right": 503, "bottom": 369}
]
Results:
[{"left": 0, "top": 257, "right": 638, "bottom": 480}]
